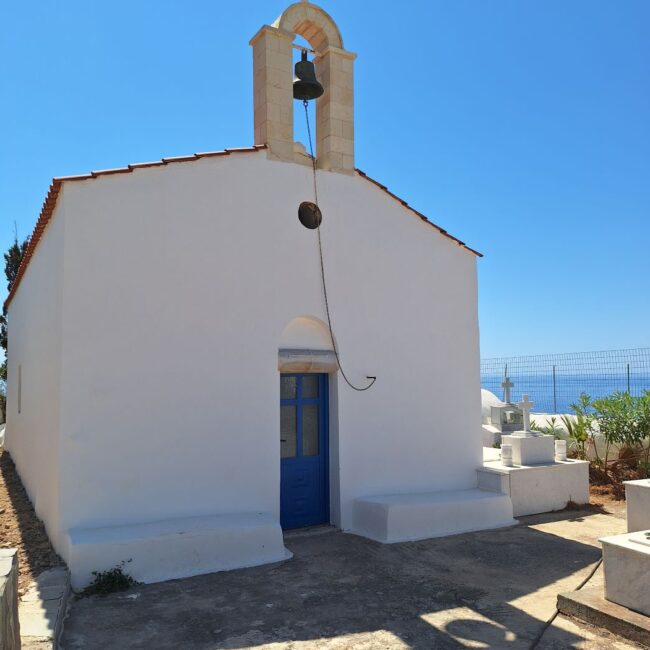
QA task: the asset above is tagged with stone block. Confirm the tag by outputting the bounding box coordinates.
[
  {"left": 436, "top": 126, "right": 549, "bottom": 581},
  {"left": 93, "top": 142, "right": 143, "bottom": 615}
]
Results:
[
  {"left": 601, "top": 530, "right": 650, "bottom": 616},
  {"left": 558, "top": 586, "right": 650, "bottom": 648},
  {"left": 625, "top": 479, "right": 650, "bottom": 532},
  {"left": 0, "top": 549, "right": 20, "bottom": 650},
  {"left": 501, "top": 434, "right": 554, "bottom": 466}
]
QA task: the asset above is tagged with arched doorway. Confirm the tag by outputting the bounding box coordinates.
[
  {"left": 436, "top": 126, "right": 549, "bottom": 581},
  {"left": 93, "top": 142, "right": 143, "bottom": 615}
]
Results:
[{"left": 278, "top": 316, "right": 335, "bottom": 529}]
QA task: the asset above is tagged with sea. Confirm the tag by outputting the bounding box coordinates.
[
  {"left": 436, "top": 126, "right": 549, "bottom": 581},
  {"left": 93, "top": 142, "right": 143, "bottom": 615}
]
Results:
[{"left": 480, "top": 372, "right": 650, "bottom": 414}]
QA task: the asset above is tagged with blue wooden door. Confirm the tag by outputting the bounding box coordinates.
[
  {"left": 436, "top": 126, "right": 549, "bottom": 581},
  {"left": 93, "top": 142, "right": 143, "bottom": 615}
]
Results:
[{"left": 280, "top": 373, "right": 329, "bottom": 529}]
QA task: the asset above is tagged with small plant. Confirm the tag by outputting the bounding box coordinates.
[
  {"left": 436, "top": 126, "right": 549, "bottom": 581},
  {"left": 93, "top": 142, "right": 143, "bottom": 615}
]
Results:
[
  {"left": 80, "top": 560, "right": 140, "bottom": 597},
  {"left": 570, "top": 393, "right": 598, "bottom": 464},
  {"left": 530, "top": 416, "right": 564, "bottom": 439},
  {"left": 561, "top": 413, "right": 589, "bottom": 460}
]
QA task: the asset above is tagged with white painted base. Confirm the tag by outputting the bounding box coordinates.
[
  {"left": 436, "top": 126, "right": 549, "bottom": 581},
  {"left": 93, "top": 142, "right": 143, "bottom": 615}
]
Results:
[
  {"left": 501, "top": 434, "right": 555, "bottom": 466},
  {"left": 478, "top": 459, "right": 589, "bottom": 517},
  {"left": 625, "top": 479, "right": 650, "bottom": 533},
  {"left": 65, "top": 512, "right": 291, "bottom": 589},
  {"left": 601, "top": 530, "right": 650, "bottom": 616},
  {"left": 482, "top": 424, "right": 501, "bottom": 447},
  {"left": 351, "top": 488, "right": 516, "bottom": 544}
]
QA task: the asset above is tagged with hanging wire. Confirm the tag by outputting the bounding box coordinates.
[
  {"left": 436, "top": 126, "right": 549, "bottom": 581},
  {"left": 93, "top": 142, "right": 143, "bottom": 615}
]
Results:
[{"left": 302, "top": 99, "right": 376, "bottom": 392}]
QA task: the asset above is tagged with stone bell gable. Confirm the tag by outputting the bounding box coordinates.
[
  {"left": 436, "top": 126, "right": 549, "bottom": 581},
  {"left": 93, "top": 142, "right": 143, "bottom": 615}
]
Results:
[{"left": 250, "top": 1, "right": 356, "bottom": 173}]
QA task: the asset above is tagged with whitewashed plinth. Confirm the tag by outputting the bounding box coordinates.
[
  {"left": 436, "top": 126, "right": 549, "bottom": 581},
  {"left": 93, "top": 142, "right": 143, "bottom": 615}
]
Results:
[
  {"left": 501, "top": 433, "right": 554, "bottom": 466},
  {"left": 482, "top": 424, "right": 500, "bottom": 448},
  {"left": 351, "top": 488, "right": 515, "bottom": 543},
  {"left": 478, "top": 459, "right": 589, "bottom": 517},
  {"left": 601, "top": 530, "right": 650, "bottom": 616},
  {"left": 625, "top": 479, "right": 650, "bottom": 533},
  {"left": 65, "top": 512, "right": 291, "bottom": 589}
]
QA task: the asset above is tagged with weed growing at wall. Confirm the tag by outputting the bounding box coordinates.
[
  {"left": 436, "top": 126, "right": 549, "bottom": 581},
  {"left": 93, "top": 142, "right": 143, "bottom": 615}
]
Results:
[{"left": 80, "top": 560, "right": 141, "bottom": 597}]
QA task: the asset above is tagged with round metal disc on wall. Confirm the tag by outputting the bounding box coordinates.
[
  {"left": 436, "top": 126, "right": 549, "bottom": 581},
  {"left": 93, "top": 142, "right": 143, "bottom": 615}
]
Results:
[{"left": 298, "top": 202, "right": 322, "bottom": 230}]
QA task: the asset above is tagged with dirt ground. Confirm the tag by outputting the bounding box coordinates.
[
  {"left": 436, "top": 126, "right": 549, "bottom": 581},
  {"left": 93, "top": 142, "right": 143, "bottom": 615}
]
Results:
[
  {"left": 589, "top": 485, "right": 625, "bottom": 509},
  {"left": 0, "top": 450, "right": 62, "bottom": 593}
]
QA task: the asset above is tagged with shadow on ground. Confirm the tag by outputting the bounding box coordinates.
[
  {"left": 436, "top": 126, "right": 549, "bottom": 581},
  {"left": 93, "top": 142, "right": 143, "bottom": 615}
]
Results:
[
  {"left": 0, "top": 451, "right": 62, "bottom": 591},
  {"left": 60, "top": 509, "right": 618, "bottom": 650}
]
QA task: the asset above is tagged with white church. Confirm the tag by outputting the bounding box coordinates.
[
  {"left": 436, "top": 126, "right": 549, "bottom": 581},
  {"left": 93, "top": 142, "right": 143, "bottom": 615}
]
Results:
[{"left": 4, "top": 1, "right": 517, "bottom": 588}]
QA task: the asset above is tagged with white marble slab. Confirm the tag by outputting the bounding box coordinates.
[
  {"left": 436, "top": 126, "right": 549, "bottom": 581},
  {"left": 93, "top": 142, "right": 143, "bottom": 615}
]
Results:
[
  {"left": 601, "top": 530, "right": 650, "bottom": 617},
  {"left": 501, "top": 434, "right": 555, "bottom": 466},
  {"left": 625, "top": 479, "right": 650, "bottom": 533}
]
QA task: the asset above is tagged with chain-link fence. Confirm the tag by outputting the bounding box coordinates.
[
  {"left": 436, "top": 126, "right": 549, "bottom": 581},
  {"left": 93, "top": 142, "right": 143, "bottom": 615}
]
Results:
[{"left": 481, "top": 348, "right": 650, "bottom": 414}]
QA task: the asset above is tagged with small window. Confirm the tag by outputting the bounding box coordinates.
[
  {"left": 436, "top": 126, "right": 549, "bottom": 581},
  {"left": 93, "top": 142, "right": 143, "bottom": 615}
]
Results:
[
  {"left": 281, "top": 405, "right": 297, "bottom": 458},
  {"left": 17, "top": 365, "right": 22, "bottom": 414}
]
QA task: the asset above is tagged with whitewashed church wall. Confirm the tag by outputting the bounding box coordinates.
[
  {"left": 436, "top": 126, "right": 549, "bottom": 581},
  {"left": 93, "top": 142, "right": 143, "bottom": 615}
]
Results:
[
  {"left": 314, "top": 170, "right": 482, "bottom": 529},
  {"left": 5, "top": 197, "right": 65, "bottom": 549},
  {"left": 51, "top": 152, "right": 481, "bottom": 537}
]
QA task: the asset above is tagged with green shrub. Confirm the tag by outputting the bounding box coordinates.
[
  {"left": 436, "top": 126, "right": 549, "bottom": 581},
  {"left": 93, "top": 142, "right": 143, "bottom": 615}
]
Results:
[{"left": 573, "top": 390, "right": 650, "bottom": 467}]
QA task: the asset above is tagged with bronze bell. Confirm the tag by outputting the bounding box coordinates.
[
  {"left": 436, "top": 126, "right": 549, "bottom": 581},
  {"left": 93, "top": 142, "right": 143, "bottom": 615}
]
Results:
[{"left": 293, "top": 50, "right": 324, "bottom": 101}]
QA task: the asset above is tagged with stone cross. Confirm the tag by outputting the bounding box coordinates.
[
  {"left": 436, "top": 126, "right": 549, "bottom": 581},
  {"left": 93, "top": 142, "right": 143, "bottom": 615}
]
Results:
[
  {"left": 501, "top": 377, "right": 514, "bottom": 404},
  {"left": 518, "top": 394, "right": 534, "bottom": 432}
]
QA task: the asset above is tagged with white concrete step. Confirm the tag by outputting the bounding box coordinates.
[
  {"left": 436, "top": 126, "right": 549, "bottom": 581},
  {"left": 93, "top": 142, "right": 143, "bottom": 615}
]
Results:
[
  {"left": 65, "top": 512, "right": 291, "bottom": 589},
  {"left": 351, "top": 488, "right": 515, "bottom": 543}
]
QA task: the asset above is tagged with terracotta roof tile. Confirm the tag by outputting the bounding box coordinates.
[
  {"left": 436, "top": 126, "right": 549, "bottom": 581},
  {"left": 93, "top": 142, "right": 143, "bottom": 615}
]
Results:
[
  {"left": 354, "top": 168, "right": 481, "bottom": 257},
  {"left": 4, "top": 145, "right": 266, "bottom": 309}
]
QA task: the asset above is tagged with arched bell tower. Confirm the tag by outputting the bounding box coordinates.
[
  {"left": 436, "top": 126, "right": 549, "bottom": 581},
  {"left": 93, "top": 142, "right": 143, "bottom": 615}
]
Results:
[{"left": 249, "top": 1, "right": 356, "bottom": 174}]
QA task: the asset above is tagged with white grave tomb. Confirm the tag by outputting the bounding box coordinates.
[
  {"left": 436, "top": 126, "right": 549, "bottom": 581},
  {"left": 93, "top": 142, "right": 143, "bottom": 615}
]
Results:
[
  {"left": 500, "top": 395, "right": 555, "bottom": 466},
  {"left": 481, "top": 379, "right": 524, "bottom": 447},
  {"left": 601, "top": 530, "right": 650, "bottom": 617},
  {"left": 478, "top": 392, "right": 590, "bottom": 516},
  {"left": 489, "top": 378, "right": 524, "bottom": 434},
  {"left": 624, "top": 479, "right": 650, "bottom": 533}
]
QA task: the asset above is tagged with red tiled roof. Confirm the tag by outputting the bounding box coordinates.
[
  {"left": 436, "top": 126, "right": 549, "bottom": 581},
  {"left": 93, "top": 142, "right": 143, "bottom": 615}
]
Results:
[
  {"left": 354, "top": 169, "right": 482, "bottom": 257},
  {"left": 4, "top": 144, "right": 480, "bottom": 310}
]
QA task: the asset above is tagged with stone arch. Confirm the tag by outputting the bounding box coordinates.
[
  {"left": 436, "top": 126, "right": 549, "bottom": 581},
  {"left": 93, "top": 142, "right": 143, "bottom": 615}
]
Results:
[
  {"left": 279, "top": 315, "right": 334, "bottom": 351},
  {"left": 272, "top": 1, "right": 343, "bottom": 52},
  {"left": 278, "top": 315, "right": 338, "bottom": 373}
]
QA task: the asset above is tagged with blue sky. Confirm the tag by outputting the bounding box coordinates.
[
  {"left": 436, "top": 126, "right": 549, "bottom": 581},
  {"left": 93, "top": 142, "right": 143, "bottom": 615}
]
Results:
[{"left": 1, "top": 0, "right": 648, "bottom": 357}]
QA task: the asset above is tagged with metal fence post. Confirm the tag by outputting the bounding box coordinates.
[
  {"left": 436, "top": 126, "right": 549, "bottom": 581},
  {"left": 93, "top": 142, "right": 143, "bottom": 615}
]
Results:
[
  {"left": 627, "top": 363, "right": 630, "bottom": 394},
  {"left": 552, "top": 365, "right": 557, "bottom": 414}
]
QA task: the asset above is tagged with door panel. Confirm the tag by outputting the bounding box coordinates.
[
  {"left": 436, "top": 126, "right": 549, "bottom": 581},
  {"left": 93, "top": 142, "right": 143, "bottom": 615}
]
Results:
[{"left": 280, "top": 373, "right": 328, "bottom": 529}]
